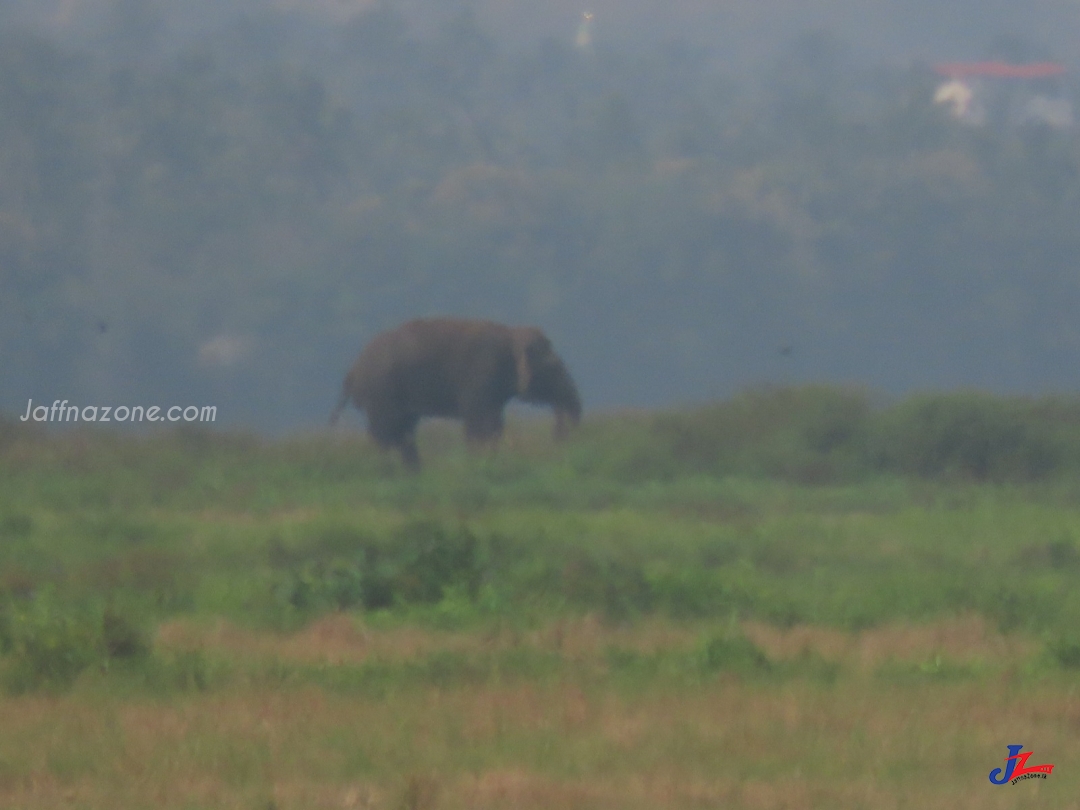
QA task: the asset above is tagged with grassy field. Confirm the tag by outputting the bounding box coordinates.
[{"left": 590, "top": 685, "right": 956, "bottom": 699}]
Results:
[{"left": 2, "top": 387, "right": 1079, "bottom": 809}]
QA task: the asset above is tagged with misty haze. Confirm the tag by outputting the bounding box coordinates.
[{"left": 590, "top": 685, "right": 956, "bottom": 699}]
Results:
[
  {"left": 4, "top": 0, "right": 1080, "bottom": 430},
  {"left": 9, "top": 5, "right": 1080, "bottom": 807}
]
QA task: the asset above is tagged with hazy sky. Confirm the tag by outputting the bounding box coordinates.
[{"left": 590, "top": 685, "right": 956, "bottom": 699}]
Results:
[
  {"left": 5, "top": 0, "right": 1080, "bottom": 430},
  {"left": 10, "top": 0, "right": 1080, "bottom": 71}
]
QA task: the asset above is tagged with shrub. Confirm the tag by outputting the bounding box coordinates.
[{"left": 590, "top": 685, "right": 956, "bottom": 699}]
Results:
[
  {"left": 559, "top": 551, "right": 654, "bottom": 619},
  {"left": 868, "top": 392, "right": 1060, "bottom": 481},
  {"left": 647, "top": 567, "right": 734, "bottom": 618},
  {"left": 696, "top": 630, "right": 773, "bottom": 675},
  {"left": 1046, "top": 637, "right": 1080, "bottom": 669},
  {"left": 274, "top": 557, "right": 366, "bottom": 613},
  {"left": 591, "top": 385, "right": 875, "bottom": 484},
  {"left": 101, "top": 607, "right": 153, "bottom": 660},
  {"left": 0, "top": 590, "right": 102, "bottom": 693},
  {"left": 0, "top": 592, "right": 153, "bottom": 692},
  {"left": 392, "top": 521, "right": 482, "bottom": 605},
  {"left": 576, "top": 387, "right": 1080, "bottom": 484},
  {"left": 273, "top": 521, "right": 484, "bottom": 616}
]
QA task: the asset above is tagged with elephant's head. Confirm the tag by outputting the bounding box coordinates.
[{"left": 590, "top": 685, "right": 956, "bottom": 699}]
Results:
[{"left": 512, "top": 327, "right": 582, "bottom": 437}]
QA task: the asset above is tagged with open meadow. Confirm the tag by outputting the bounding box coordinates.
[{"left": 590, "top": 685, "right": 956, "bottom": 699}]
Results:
[{"left": 2, "top": 387, "right": 1080, "bottom": 809}]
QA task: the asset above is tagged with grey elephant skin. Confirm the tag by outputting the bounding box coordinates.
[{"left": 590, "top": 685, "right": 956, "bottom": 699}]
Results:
[{"left": 330, "top": 317, "right": 582, "bottom": 469}]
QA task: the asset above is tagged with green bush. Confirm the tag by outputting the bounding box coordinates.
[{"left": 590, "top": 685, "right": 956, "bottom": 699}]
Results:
[
  {"left": 392, "top": 521, "right": 482, "bottom": 604},
  {"left": 269, "top": 523, "right": 378, "bottom": 615},
  {"left": 587, "top": 385, "right": 875, "bottom": 484},
  {"left": 575, "top": 387, "right": 1080, "bottom": 484},
  {"left": 582, "top": 387, "right": 1080, "bottom": 485},
  {"left": 559, "top": 551, "right": 654, "bottom": 619},
  {"left": 646, "top": 567, "right": 735, "bottom": 618},
  {"left": 101, "top": 607, "right": 152, "bottom": 660},
  {"left": 273, "top": 521, "right": 484, "bottom": 616},
  {"left": 0, "top": 590, "right": 103, "bottom": 693},
  {"left": 868, "top": 392, "right": 1061, "bottom": 481},
  {"left": 1046, "top": 637, "right": 1080, "bottom": 669},
  {"left": 0, "top": 591, "right": 153, "bottom": 693},
  {"left": 696, "top": 630, "right": 773, "bottom": 675},
  {"left": 275, "top": 558, "right": 367, "bottom": 613}
]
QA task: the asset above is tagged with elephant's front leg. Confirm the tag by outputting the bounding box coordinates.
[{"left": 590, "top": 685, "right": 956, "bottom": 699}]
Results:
[
  {"left": 398, "top": 433, "right": 420, "bottom": 471},
  {"left": 463, "top": 409, "right": 505, "bottom": 450}
]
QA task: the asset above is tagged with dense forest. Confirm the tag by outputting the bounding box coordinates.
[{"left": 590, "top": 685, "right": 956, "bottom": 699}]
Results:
[{"left": 3, "top": 0, "right": 1080, "bottom": 430}]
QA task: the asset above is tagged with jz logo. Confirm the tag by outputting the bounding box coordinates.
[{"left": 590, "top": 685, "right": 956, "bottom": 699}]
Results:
[{"left": 988, "top": 745, "right": 1054, "bottom": 785}]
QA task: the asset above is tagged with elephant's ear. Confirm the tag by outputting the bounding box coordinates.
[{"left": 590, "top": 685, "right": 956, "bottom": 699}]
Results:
[{"left": 511, "top": 329, "right": 536, "bottom": 396}]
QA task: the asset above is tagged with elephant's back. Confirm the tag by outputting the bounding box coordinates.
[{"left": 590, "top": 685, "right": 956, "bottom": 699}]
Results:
[
  {"left": 353, "top": 318, "right": 516, "bottom": 409},
  {"left": 372, "top": 319, "right": 511, "bottom": 363}
]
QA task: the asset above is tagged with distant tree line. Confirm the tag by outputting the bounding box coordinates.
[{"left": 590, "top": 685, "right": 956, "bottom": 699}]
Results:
[{"left": 2, "top": 8, "right": 1080, "bottom": 429}]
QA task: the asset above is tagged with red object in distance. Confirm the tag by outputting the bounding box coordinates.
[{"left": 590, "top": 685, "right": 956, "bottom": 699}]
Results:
[{"left": 934, "top": 61, "right": 1065, "bottom": 79}]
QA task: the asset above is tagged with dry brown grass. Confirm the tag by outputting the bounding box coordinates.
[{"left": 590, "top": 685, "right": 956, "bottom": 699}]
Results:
[
  {"left": 2, "top": 617, "right": 1077, "bottom": 809},
  {"left": 742, "top": 613, "right": 1039, "bottom": 672},
  {"left": 157, "top": 613, "right": 1032, "bottom": 675},
  {"left": 1, "top": 682, "right": 1077, "bottom": 809},
  {"left": 157, "top": 614, "right": 482, "bottom": 665},
  {"left": 155, "top": 613, "right": 703, "bottom": 667}
]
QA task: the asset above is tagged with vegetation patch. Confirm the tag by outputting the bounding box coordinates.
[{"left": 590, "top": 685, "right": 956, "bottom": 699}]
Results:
[{"left": 4, "top": 394, "right": 1080, "bottom": 804}]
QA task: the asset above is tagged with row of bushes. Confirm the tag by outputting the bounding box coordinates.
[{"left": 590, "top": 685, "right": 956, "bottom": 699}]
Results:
[
  {"left": 6, "top": 386, "right": 1080, "bottom": 485},
  {"left": 3, "top": 593, "right": 1078, "bottom": 696},
  {"left": 577, "top": 386, "right": 1080, "bottom": 484},
  {"left": 269, "top": 519, "right": 1080, "bottom": 631}
]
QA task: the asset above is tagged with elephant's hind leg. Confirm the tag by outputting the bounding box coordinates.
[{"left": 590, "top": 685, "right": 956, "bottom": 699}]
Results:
[{"left": 367, "top": 407, "right": 422, "bottom": 470}]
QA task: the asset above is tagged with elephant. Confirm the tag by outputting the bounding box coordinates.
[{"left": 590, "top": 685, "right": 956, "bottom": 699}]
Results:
[{"left": 330, "top": 317, "right": 582, "bottom": 469}]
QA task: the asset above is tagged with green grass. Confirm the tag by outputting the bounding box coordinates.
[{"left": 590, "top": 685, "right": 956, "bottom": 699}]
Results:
[{"left": 4, "top": 482, "right": 1079, "bottom": 638}]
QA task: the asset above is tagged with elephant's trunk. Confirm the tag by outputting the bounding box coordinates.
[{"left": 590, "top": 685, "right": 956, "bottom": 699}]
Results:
[
  {"left": 547, "top": 373, "right": 581, "bottom": 441},
  {"left": 554, "top": 407, "right": 579, "bottom": 440}
]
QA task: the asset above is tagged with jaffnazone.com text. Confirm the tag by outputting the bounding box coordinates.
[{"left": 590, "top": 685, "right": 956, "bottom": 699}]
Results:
[{"left": 19, "top": 400, "right": 217, "bottom": 423}]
